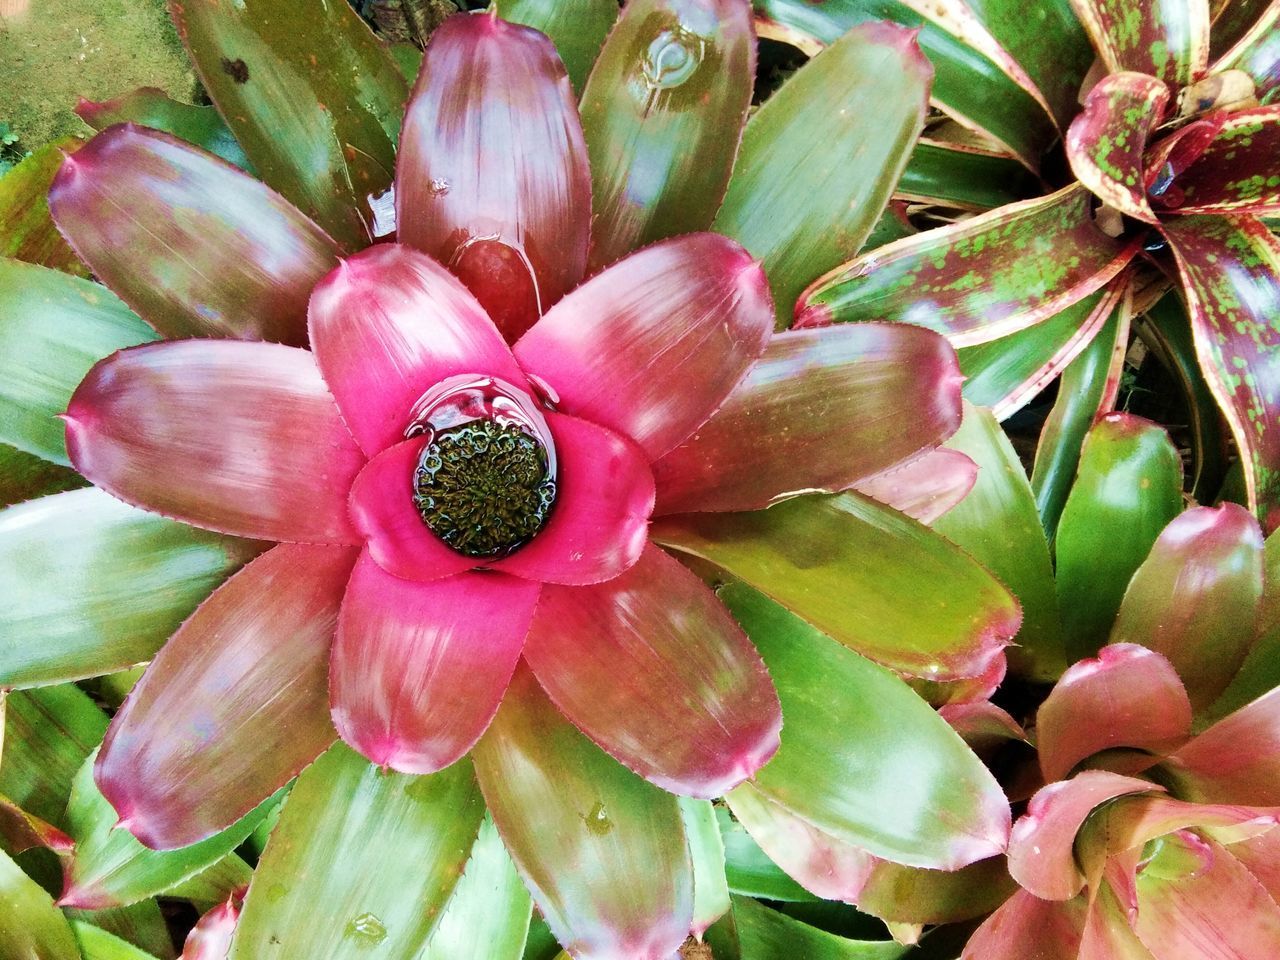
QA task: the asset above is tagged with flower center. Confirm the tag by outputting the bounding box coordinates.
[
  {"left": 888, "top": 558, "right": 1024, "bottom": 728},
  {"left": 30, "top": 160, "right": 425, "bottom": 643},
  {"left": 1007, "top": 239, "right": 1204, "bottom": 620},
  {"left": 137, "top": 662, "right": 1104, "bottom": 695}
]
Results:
[{"left": 406, "top": 375, "right": 557, "bottom": 559}]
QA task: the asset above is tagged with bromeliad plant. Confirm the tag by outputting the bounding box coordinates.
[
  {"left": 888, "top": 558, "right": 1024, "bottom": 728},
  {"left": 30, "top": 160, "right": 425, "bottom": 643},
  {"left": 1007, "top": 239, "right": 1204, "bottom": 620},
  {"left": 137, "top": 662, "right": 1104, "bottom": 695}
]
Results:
[{"left": 0, "top": 1, "right": 1027, "bottom": 957}]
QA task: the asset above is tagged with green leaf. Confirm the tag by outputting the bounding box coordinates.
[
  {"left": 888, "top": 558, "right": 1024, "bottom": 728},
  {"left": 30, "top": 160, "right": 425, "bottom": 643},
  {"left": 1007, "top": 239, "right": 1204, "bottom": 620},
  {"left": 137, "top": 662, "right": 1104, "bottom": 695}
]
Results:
[
  {"left": 958, "top": 286, "right": 1117, "bottom": 418},
  {"left": 0, "top": 139, "right": 87, "bottom": 275},
  {"left": 679, "top": 797, "right": 731, "bottom": 938},
  {"left": 61, "top": 750, "right": 277, "bottom": 909},
  {"left": 712, "top": 21, "right": 930, "bottom": 327},
  {"left": 76, "top": 87, "right": 252, "bottom": 171},
  {"left": 798, "top": 184, "right": 1137, "bottom": 346},
  {"left": 1112, "top": 504, "right": 1264, "bottom": 711},
  {"left": 717, "top": 806, "right": 817, "bottom": 903},
  {"left": 169, "top": 0, "right": 408, "bottom": 249},
  {"left": 420, "top": 815, "right": 532, "bottom": 960},
  {"left": 652, "top": 493, "right": 1020, "bottom": 680},
  {"left": 0, "top": 488, "right": 264, "bottom": 688},
  {"left": 163, "top": 852, "right": 253, "bottom": 910},
  {"left": 1137, "top": 292, "right": 1229, "bottom": 502},
  {"left": 1030, "top": 292, "right": 1130, "bottom": 546},
  {"left": 898, "top": 139, "right": 1038, "bottom": 212},
  {"left": 749, "top": 0, "right": 1056, "bottom": 167},
  {"left": 0, "top": 684, "right": 107, "bottom": 828},
  {"left": 231, "top": 742, "right": 483, "bottom": 959},
  {"left": 71, "top": 922, "right": 163, "bottom": 960},
  {"left": 1056, "top": 414, "right": 1184, "bottom": 661},
  {"left": 719, "top": 585, "right": 1010, "bottom": 869},
  {"left": 473, "top": 666, "right": 694, "bottom": 960},
  {"left": 0, "top": 258, "right": 156, "bottom": 465},
  {"left": 496, "top": 0, "right": 619, "bottom": 92},
  {"left": 731, "top": 896, "right": 908, "bottom": 960},
  {"left": 932, "top": 404, "right": 1064, "bottom": 680},
  {"left": 0, "top": 443, "right": 84, "bottom": 510},
  {"left": 579, "top": 0, "right": 754, "bottom": 270},
  {"left": 64, "top": 905, "right": 174, "bottom": 960},
  {"left": 0, "top": 847, "right": 80, "bottom": 960}
]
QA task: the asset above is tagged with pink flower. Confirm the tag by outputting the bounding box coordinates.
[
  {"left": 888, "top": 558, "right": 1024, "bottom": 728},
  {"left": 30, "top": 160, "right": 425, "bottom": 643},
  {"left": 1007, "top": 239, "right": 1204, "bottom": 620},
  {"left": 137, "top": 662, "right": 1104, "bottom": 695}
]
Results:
[{"left": 46, "top": 14, "right": 962, "bottom": 853}]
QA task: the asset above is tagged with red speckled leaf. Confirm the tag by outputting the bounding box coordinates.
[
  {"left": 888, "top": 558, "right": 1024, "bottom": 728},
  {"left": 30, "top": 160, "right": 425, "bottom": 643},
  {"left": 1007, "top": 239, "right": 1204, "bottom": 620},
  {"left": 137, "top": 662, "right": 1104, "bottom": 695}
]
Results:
[
  {"left": 1036, "top": 644, "right": 1193, "bottom": 783},
  {"left": 1175, "top": 106, "right": 1280, "bottom": 213},
  {"left": 797, "top": 185, "right": 1139, "bottom": 347},
  {"left": 1007, "top": 772, "right": 1161, "bottom": 901},
  {"left": 579, "top": 0, "right": 755, "bottom": 270},
  {"left": 1112, "top": 504, "right": 1264, "bottom": 710},
  {"left": 1066, "top": 72, "right": 1170, "bottom": 223},
  {"left": 1161, "top": 214, "right": 1280, "bottom": 532},
  {"left": 1069, "top": 0, "right": 1210, "bottom": 87},
  {"left": 168, "top": 0, "right": 407, "bottom": 249}
]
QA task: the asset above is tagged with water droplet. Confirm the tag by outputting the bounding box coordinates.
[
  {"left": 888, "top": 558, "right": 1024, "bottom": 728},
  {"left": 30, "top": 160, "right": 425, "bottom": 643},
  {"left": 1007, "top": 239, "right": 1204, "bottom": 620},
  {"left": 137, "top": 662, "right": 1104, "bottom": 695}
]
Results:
[
  {"left": 346, "top": 912, "right": 388, "bottom": 945},
  {"left": 265, "top": 882, "right": 288, "bottom": 903},
  {"left": 428, "top": 177, "right": 450, "bottom": 197},
  {"left": 584, "top": 801, "right": 613, "bottom": 835},
  {"left": 642, "top": 30, "right": 705, "bottom": 92}
]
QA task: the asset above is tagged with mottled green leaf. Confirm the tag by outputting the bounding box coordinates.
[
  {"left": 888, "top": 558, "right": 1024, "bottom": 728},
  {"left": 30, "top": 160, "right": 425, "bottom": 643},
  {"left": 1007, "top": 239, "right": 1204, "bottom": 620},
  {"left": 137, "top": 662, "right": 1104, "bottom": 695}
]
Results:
[
  {"left": 1065, "top": 71, "right": 1169, "bottom": 223},
  {"left": 496, "top": 0, "right": 619, "bottom": 92},
  {"left": 1162, "top": 214, "right": 1280, "bottom": 532},
  {"left": 961, "top": 0, "right": 1094, "bottom": 127},
  {"left": 652, "top": 493, "right": 1020, "bottom": 680},
  {"left": 1176, "top": 106, "right": 1280, "bottom": 213},
  {"left": 420, "top": 815, "right": 532, "bottom": 960},
  {"left": 1214, "top": 3, "right": 1280, "bottom": 101},
  {"left": 580, "top": 0, "right": 754, "bottom": 270},
  {"left": 473, "top": 667, "right": 693, "bottom": 960},
  {"left": 749, "top": 0, "right": 1056, "bottom": 166},
  {"left": 732, "top": 896, "right": 908, "bottom": 960},
  {"left": 1056, "top": 413, "right": 1185, "bottom": 660},
  {"left": 0, "top": 488, "right": 264, "bottom": 688},
  {"left": 713, "top": 21, "right": 930, "bottom": 327},
  {"left": 1031, "top": 292, "right": 1131, "bottom": 545},
  {"left": 1071, "top": 0, "right": 1210, "bottom": 86},
  {"left": 0, "top": 847, "right": 79, "bottom": 960},
  {"left": 62, "top": 750, "right": 277, "bottom": 909},
  {"left": 0, "top": 258, "right": 156, "bottom": 465},
  {"left": 798, "top": 185, "right": 1137, "bottom": 346},
  {"left": 719, "top": 586, "right": 1010, "bottom": 870},
  {"left": 231, "top": 742, "right": 483, "bottom": 959},
  {"left": 76, "top": 87, "right": 252, "bottom": 171},
  {"left": 169, "top": 0, "right": 407, "bottom": 248},
  {"left": 933, "top": 405, "right": 1064, "bottom": 680},
  {"left": 0, "top": 139, "right": 87, "bottom": 275}
]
